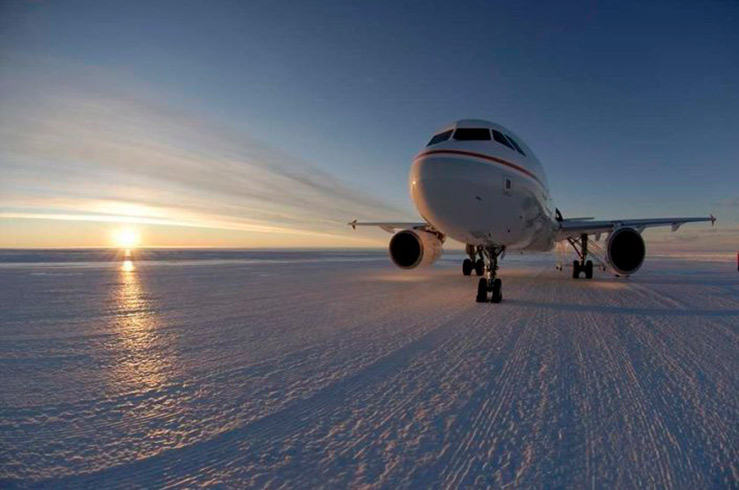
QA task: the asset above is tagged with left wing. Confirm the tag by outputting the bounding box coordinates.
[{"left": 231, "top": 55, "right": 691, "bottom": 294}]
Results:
[
  {"left": 348, "top": 220, "right": 435, "bottom": 234},
  {"left": 557, "top": 215, "right": 715, "bottom": 240}
]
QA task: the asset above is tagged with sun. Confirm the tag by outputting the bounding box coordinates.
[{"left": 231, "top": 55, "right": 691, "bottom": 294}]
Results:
[{"left": 112, "top": 227, "right": 141, "bottom": 249}]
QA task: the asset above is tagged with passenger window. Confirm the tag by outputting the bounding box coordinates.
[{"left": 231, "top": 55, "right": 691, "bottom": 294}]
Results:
[
  {"left": 504, "top": 177, "right": 512, "bottom": 193},
  {"left": 505, "top": 134, "right": 526, "bottom": 156},
  {"left": 492, "top": 130, "right": 514, "bottom": 150},
  {"left": 426, "top": 130, "right": 453, "bottom": 146},
  {"left": 453, "top": 128, "right": 492, "bottom": 141}
]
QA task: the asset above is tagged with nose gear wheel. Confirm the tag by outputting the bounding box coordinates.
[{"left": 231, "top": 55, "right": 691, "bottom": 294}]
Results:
[{"left": 474, "top": 246, "right": 505, "bottom": 303}]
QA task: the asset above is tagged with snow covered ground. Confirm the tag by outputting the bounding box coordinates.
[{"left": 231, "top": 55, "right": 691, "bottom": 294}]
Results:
[{"left": 1, "top": 250, "right": 737, "bottom": 488}]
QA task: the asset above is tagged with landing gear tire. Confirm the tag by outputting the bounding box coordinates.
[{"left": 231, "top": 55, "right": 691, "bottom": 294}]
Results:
[
  {"left": 491, "top": 278, "right": 503, "bottom": 303},
  {"left": 572, "top": 260, "right": 581, "bottom": 279},
  {"left": 584, "top": 260, "right": 593, "bottom": 279},
  {"left": 462, "top": 259, "right": 473, "bottom": 276},
  {"left": 474, "top": 259, "right": 484, "bottom": 276},
  {"left": 476, "top": 278, "right": 488, "bottom": 303}
]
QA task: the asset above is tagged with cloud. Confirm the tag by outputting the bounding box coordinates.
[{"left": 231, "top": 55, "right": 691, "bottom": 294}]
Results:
[
  {"left": 644, "top": 224, "right": 739, "bottom": 253},
  {"left": 0, "top": 55, "right": 412, "bottom": 245}
]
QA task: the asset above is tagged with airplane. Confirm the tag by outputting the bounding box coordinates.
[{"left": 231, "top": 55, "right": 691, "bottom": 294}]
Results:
[{"left": 350, "top": 119, "right": 715, "bottom": 303}]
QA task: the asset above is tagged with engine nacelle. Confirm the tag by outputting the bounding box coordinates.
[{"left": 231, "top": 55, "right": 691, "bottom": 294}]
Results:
[
  {"left": 606, "top": 227, "right": 646, "bottom": 275},
  {"left": 389, "top": 229, "right": 443, "bottom": 269}
]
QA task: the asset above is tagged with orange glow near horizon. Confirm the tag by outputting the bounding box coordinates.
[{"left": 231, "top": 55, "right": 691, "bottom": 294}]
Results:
[{"left": 0, "top": 217, "right": 390, "bottom": 249}]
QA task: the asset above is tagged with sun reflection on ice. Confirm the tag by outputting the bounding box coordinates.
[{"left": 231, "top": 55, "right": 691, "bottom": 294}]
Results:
[
  {"left": 121, "top": 259, "right": 135, "bottom": 272},
  {"left": 99, "top": 265, "right": 187, "bottom": 458},
  {"left": 111, "top": 261, "right": 172, "bottom": 391}
]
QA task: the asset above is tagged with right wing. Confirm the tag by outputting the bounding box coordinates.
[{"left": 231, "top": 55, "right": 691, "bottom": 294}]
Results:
[
  {"left": 556, "top": 215, "right": 716, "bottom": 240},
  {"left": 348, "top": 220, "right": 435, "bottom": 234}
]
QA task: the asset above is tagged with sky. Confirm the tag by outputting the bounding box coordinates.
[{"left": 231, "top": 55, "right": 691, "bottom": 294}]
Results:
[{"left": 0, "top": 0, "right": 737, "bottom": 250}]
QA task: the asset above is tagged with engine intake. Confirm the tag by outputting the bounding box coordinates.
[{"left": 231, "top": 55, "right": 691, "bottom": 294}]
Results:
[
  {"left": 389, "top": 229, "right": 443, "bottom": 269},
  {"left": 607, "top": 227, "right": 646, "bottom": 275}
]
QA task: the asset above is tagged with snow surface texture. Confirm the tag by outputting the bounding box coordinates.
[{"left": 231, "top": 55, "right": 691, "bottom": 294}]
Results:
[{"left": 0, "top": 251, "right": 737, "bottom": 489}]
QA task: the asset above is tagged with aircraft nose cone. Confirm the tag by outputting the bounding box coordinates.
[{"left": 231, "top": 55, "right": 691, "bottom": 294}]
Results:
[
  {"left": 410, "top": 155, "right": 480, "bottom": 233},
  {"left": 410, "top": 153, "right": 524, "bottom": 245},
  {"left": 409, "top": 156, "right": 439, "bottom": 216}
]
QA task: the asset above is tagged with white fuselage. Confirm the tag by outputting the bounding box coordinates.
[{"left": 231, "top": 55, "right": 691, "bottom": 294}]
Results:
[{"left": 410, "top": 119, "right": 558, "bottom": 251}]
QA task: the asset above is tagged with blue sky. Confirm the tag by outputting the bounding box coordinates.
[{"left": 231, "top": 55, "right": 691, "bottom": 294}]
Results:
[{"left": 1, "top": 0, "right": 737, "bottom": 249}]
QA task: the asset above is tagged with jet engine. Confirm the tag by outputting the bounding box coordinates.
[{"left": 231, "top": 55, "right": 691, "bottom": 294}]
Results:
[
  {"left": 606, "top": 227, "right": 646, "bottom": 275},
  {"left": 389, "top": 229, "right": 443, "bottom": 269}
]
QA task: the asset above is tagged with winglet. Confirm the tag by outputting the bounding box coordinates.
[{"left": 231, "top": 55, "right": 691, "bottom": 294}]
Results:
[
  {"left": 710, "top": 214, "right": 716, "bottom": 226},
  {"left": 349, "top": 219, "right": 357, "bottom": 230}
]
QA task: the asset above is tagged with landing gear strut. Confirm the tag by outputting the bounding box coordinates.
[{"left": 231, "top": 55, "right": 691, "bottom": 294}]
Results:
[
  {"left": 463, "top": 244, "right": 485, "bottom": 276},
  {"left": 568, "top": 233, "right": 594, "bottom": 279},
  {"left": 476, "top": 246, "right": 505, "bottom": 303}
]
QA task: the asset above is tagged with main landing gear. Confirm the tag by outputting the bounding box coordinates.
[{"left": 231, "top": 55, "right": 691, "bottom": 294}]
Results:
[
  {"left": 462, "top": 244, "right": 484, "bottom": 276},
  {"left": 569, "top": 233, "right": 594, "bottom": 279},
  {"left": 475, "top": 246, "right": 505, "bottom": 303},
  {"left": 573, "top": 260, "right": 593, "bottom": 279}
]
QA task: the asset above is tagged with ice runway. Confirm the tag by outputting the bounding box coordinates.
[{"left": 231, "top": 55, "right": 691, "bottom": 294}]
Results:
[{"left": 1, "top": 250, "right": 737, "bottom": 488}]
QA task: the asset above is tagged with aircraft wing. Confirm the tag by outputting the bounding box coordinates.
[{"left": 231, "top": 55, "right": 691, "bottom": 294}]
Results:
[
  {"left": 348, "top": 220, "right": 434, "bottom": 234},
  {"left": 557, "top": 215, "right": 715, "bottom": 240}
]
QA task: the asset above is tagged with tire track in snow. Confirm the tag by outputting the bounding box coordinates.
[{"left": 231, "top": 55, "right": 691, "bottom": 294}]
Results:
[
  {"left": 4, "top": 257, "right": 737, "bottom": 488},
  {"left": 32, "top": 296, "right": 471, "bottom": 488},
  {"left": 426, "top": 270, "right": 552, "bottom": 488},
  {"left": 607, "top": 283, "right": 738, "bottom": 488},
  {"left": 566, "top": 279, "right": 737, "bottom": 489},
  {"left": 2, "top": 267, "right": 469, "bottom": 482}
]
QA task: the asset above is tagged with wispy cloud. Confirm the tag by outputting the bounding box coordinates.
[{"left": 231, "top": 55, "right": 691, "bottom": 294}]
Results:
[
  {"left": 645, "top": 225, "right": 739, "bottom": 253},
  {"left": 0, "top": 55, "right": 412, "bottom": 246}
]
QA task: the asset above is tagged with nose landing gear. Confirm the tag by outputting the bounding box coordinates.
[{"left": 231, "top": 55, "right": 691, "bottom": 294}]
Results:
[{"left": 475, "top": 246, "right": 505, "bottom": 303}]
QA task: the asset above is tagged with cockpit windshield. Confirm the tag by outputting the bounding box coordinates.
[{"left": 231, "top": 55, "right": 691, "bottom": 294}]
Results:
[
  {"left": 492, "top": 130, "right": 514, "bottom": 150},
  {"left": 426, "top": 130, "right": 453, "bottom": 146},
  {"left": 505, "top": 134, "right": 526, "bottom": 156},
  {"left": 453, "top": 128, "right": 491, "bottom": 141}
]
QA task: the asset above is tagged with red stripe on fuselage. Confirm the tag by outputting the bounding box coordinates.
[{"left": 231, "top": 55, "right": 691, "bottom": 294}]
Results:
[{"left": 414, "top": 149, "right": 545, "bottom": 189}]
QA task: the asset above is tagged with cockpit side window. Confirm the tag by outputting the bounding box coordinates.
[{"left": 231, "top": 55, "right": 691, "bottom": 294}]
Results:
[
  {"left": 453, "top": 128, "right": 491, "bottom": 141},
  {"left": 492, "top": 129, "right": 515, "bottom": 150},
  {"left": 426, "top": 130, "right": 453, "bottom": 146},
  {"left": 505, "top": 134, "right": 526, "bottom": 156}
]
